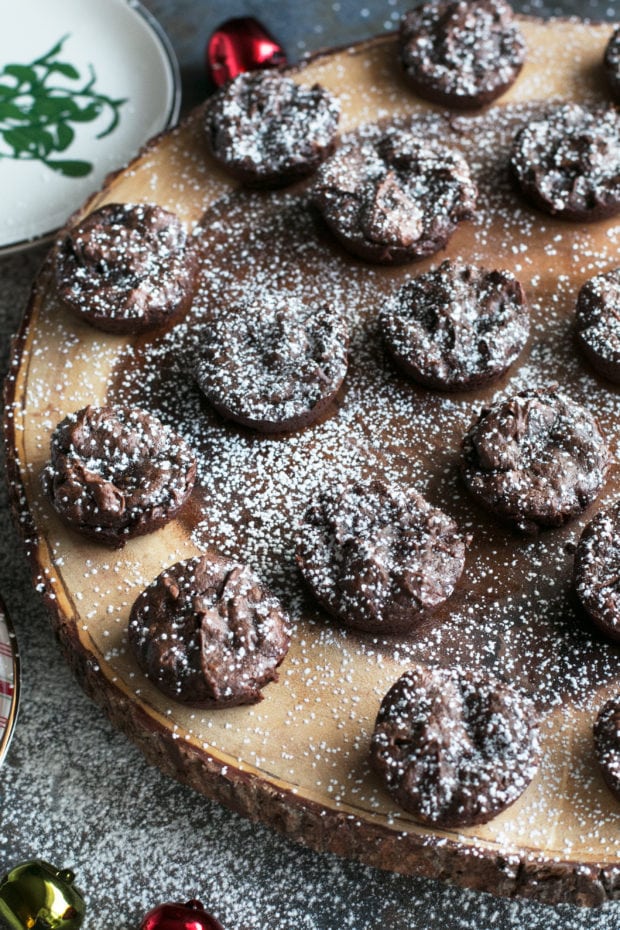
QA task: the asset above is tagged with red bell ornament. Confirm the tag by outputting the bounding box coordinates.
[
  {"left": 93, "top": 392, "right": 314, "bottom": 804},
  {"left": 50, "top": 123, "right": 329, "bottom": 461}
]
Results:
[
  {"left": 206, "top": 17, "right": 287, "bottom": 86},
  {"left": 140, "top": 899, "right": 224, "bottom": 930}
]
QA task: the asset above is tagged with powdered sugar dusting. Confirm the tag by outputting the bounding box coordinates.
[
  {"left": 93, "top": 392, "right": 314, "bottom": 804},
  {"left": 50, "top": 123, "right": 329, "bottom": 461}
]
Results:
[
  {"left": 380, "top": 260, "right": 530, "bottom": 389},
  {"left": 296, "top": 479, "right": 467, "bottom": 633},
  {"left": 510, "top": 104, "right": 620, "bottom": 218},
  {"left": 8, "top": 24, "right": 620, "bottom": 910},
  {"left": 399, "top": 0, "right": 526, "bottom": 104},
  {"left": 575, "top": 502, "right": 620, "bottom": 641},
  {"left": 370, "top": 664, "right": 540, "bottom": 826},
  {"left": 55, "top": 203, "right": 195, "bottom": 330},
  {"left": 204, "top": 70, "right": 340, "bottom": 184},
  {"left": 194, "top": 294, "right": 348, "bottom": 431},
  {"left": 604, "top": 25, "right": 620, "bottom": 99},
  {"left": 312, "top": 126, "right": 477, "bottom": 262},
  {"left": 97, "top": 101, "right": 620, "bottom": 854},
  {"left": 575, "top": 267, "right": 620, "bottom": 378}
]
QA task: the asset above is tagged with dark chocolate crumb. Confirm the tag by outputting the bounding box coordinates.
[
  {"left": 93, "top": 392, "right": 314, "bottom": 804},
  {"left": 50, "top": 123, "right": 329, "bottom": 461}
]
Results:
[
  {"left": 312, "top": 127, "right": 477, "bottom": 264},
  {"left": 461, "top": 387, "right": 610, "bottom": 533},
  {"left": 128, "top": 551, "right": 290, "bottom": 707},
  {"left": 510, "top": 104, "right": 620, "bottom": 222},
  {"left": 399, "top": 0, "right": 525, "bottom": 109},
  {"left": 43, "top": 405, "right": 196, "bottom": 548},
  {"left": 380, "top": 259, "right": 529, "bottom": 391},
  {"left": 370, "top": 663, "right": 540, "bottom": 827},
  {"left": 593, "top": 694, "right": 620, "bottom": 804},
  {"left": 295, "top": 479, "right": 468, "bottom": 634},
  {"left": 194, "top": 295, "right": 349, "bottom": 433},
  {"left": 204, "top": 70, "right": 340, "bottom": 187},
  {"left": 55, "top": 202, "right": 197, "bottom": 334}
]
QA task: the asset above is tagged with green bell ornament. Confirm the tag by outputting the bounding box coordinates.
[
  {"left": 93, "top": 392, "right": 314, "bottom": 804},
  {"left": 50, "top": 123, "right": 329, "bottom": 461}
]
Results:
[{"left": 0, "top": 860, "right": 85, "bottom": 930}]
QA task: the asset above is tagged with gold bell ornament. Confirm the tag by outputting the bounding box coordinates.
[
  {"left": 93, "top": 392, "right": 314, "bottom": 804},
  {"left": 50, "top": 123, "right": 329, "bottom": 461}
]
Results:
[{"left": 0, "top": 860, "right": 85, "bottom": 930}]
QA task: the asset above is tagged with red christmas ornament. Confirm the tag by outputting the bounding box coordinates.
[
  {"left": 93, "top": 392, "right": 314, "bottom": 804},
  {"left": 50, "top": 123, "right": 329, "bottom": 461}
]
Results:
[
  {"left": 140, "top": 899, "right": 224, "bottom": 930},
  {"left": 206, "top": 17, "right": 287, "bottom": 86}
]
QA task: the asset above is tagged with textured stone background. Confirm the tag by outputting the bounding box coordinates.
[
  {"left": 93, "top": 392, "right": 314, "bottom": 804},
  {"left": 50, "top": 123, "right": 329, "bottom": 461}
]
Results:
[{"left": 1, "top": 2, "right": 619, "bottom": 929}]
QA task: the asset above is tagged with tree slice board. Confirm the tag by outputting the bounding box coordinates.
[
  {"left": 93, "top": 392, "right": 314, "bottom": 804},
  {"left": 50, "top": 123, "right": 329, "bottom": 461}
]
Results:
[{"left": 5, "top": 17, "right": 620, "bottom": 908}]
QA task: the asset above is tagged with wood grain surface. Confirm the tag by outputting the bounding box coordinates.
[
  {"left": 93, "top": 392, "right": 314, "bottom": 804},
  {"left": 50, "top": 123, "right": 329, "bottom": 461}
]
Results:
[{"left": 5, "top": 19, "right": 620, "bottom": 907}]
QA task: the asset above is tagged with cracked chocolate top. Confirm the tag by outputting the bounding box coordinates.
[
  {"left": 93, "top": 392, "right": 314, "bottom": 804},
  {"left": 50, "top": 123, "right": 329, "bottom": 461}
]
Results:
[
  {"left": 370, "top": 664, "right": 540, "bottom": 827},
  {"left": 461, "top": 387, "right": 610, "bottom": 533},
  {"left": 55, "top": 203, "right": 197, "bottom": 334},
  {"left": 43, "top": 405, "right": 196, "bottom": 548},
  {"left": 204, "top": 70, "right": 340, "bottom": 187},
  {"left": 380, "top": 259, "right": 529, "bottom": 391},
  {"left": 194, "top": 296, "right": 349, "bottom": 433},
  {"left": 594, "top": 695, "right": 620, "bottom": 803},
  {"left": 399, "top": 0, "right": 525, "bottom": 109},
  {"left": 311, "top": 128, "right": 477, "bottom": 264},
  {"left": 604, "top": 26, "right": 620, "bottom": 102},
  {"left": 128, "top": 552, "right": 290, "bottom": 707},
  {"left": 295, "top": 479, "right": 467, "bottom": 634},
  {"left": 510, "top": 104, "right": 620, "bottom": 221},
  {"left": 574, "top": 502, "right": 620, "bottom": 644},
  {"left": 575, "top": 267, "right": 620, "bottom": 383}
]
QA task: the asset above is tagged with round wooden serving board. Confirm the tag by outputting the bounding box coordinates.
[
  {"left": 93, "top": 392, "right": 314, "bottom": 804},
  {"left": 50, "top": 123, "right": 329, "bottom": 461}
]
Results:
[{"left": 5, "top": 18, "right": 620, "bottom": 908}]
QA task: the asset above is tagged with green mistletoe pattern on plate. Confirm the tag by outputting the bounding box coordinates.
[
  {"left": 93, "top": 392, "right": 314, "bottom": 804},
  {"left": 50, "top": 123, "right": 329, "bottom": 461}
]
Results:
[{"left": 0, "top": 35, "right": 126, "bottom": 177}]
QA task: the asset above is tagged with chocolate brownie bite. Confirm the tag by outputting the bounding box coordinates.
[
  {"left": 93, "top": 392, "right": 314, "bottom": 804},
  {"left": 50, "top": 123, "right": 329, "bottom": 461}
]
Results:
[
  {"left": 128, "top": 552, "right": 290, "bottom": 707},
  {"left": 43, "top": 405, "right": 196, "bottom": 548},
  {"left": 399, "top": 0, "right": 525, "bottom": 110},
  {"left": 370, "top": 664, "right": 540, "bottom": 827},
  {"left": 55, "top": 203, "right": 197, "bottom": 334},
  {"left": 594, "top": 695, "right": 620, "bottom": 802},
  {"left": 574, "top": 502, "right": 620, "bottom": 643},
  {"left": 380, "top": 259, "right": 529, "bottom": 391},
  {"left": 295, "top": 479, "right": 467, "bottom": 634},
  {"left": 312, "top": 128, "right": 477, "bottom": 264},
  {"left": 604, "top": 27, "right": 620, "bottom": 102},
  {"left": 510, "top": 104, "right": 620, "bottom": 221},
  {"left": 195, "top": 296, "right": 349, "bottom": 433},
  {"left": 462, "top": 388, "right": 609, "bottom": 533},
  {"left": 204, "top": 70, "right": 340, "bottom": 187},
  {"left": 575, "top": 268, "right": 620, "bottom": 383}
]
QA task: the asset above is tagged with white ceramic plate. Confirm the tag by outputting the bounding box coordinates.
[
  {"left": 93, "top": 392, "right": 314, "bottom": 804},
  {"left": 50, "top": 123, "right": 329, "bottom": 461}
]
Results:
[
  {"left": 0, "top": 0, "right": 180, "bottom": 254},
  {"left": 0, "top": 600, "right": 19, "bottom": 767}
]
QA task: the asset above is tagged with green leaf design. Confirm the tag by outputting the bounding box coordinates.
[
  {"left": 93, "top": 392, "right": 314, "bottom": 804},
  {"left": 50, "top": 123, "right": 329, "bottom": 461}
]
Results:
[
  {"left": 55, "top": 122, "right": 74, "bottom": 152},
  {"left": 0, "top": 102, "right": 24, "bottom": 120},
  {"left": 34, "top": 35, "right": 70, "bottom": 64},
  {"left": 3, "top": 126, "right": 55, "bottom": 157},
  {"left": 44, "top": 158, "right": 92, "bottom": 177},
  {"left": 96, "top": 97, "right": 127, "bottom": 138},
  {"left": 4, "top": 64, "right": 37, "bottom": 84},
  {"left": 48, "top": 61, "right": 80, "bottom": 79},
  {"left": 0, "top": 34, "right": 126, "bottom": 177},
  {"left": 69, "top": 101, "right": 103, "bottom": 122},
  {"left": 30, "top": 96, "right": 81, "bottom": 121}
]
